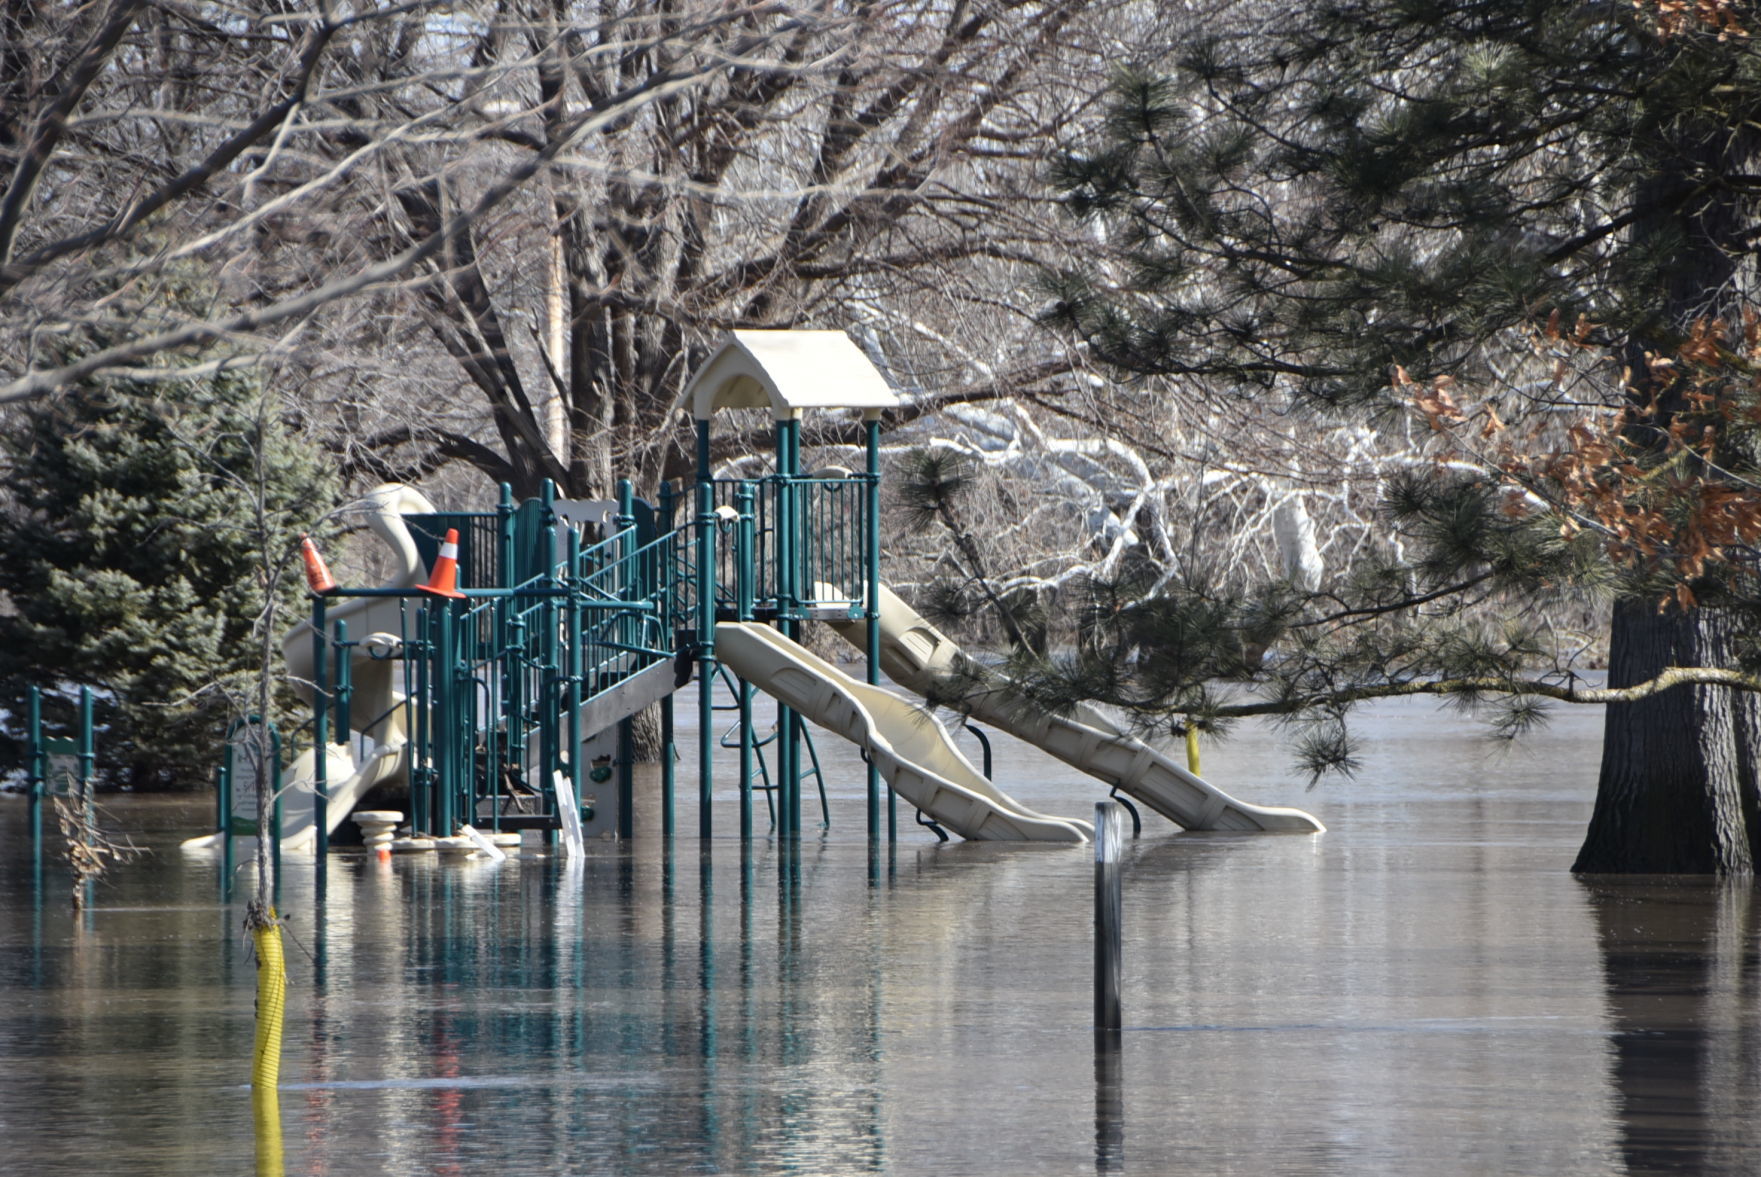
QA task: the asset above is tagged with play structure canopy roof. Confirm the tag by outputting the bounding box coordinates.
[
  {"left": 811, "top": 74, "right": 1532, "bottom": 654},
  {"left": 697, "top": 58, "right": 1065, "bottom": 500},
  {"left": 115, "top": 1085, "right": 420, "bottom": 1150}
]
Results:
[{"left": 682, "top": 330, "right": 899, "bottom": 421}]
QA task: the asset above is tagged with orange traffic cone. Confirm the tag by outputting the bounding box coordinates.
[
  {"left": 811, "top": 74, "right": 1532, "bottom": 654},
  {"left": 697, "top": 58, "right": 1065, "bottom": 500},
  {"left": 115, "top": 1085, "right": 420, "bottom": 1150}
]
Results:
[
  {"left": 299, "top": 535, "right": 337, "bottom": 594},
  {"left": 419, "top": 528, "right": 467, "bottom": 598}
]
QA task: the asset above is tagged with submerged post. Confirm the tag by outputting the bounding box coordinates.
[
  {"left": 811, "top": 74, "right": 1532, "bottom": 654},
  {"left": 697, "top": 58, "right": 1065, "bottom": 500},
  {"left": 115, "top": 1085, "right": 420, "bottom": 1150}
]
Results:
[
  {"left": 864, "top": 412, "right": 883, "bottom": 844},
  {"left": 735, "top": 483, "right": 756, "bottom": 843},
  {"left": 77, "top": 686, "right": 94, "bottom": 828},
  {"left": 311, "top": 597, "right": 329, "bottom": 889},
  {"left": 27, "top": 686, "right": 43, "bottom": 878},
  {"left": 774, "top": 417, "right": 800, "bottom": 839},
  {"left": 615, "top": 481, "right": 636, "bottom": 840},
  {"left": 697, "top": 480, "right": 718, "bottom": 841},
  {"left": 1095, "top": 800, "right": 1125, "bottom": 1035},
  {"left": 659, "top": 481, "right": 677, "bottom": 841}
]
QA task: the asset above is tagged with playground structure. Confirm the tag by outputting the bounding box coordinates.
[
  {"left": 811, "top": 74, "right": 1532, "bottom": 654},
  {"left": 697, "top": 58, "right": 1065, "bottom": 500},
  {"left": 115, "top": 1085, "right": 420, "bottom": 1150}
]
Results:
[{"left": 187, "top": 330, "right": 1321, "bottom": 864}]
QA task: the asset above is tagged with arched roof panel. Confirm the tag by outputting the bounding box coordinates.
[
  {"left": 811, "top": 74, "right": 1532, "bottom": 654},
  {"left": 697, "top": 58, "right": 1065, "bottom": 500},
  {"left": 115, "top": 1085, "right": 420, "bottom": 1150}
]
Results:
[{"left": 683, "top": 330, "right": 899, "bottom": 421}]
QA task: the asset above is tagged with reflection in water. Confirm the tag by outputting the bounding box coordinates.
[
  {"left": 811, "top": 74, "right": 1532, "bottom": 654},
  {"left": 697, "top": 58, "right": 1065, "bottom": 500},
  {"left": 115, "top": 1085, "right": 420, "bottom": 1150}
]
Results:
[
  {"left": 1586, "top": 881, "right": 1761, "bottom": 1177},
  {"left": 12, "top": 701, "right": 1761, "bottom": 1173},
  {"left": 1093, "top": 1039, "right": 1124, "bottom": 1173}
]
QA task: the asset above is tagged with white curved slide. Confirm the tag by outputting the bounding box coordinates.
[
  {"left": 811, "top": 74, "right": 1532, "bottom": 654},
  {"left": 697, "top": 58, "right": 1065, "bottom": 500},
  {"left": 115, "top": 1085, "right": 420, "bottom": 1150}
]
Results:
[
  {"left": 832, "top": 586, "right": 1324, "bottom": 834},
  {"left": 715, "top": 622, "right": 1092, "bottom": 842},
  {"left": 183, "top": 485, "right": 434, "bottom": 853}
]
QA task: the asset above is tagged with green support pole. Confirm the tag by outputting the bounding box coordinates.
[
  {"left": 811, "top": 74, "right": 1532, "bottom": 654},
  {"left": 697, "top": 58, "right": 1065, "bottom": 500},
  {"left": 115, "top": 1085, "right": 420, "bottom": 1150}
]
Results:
[
  {"left": 27, "top": 687, "right": 43, "bottom": 889},
  {"left": 540, "top": 480, "right": 559, "bottom": 845},
  {"left": 27, "top": 683, "right": 42, "bottom": 870},
  {"left": 411, "top": 605, "right": 431, "bottom": 834},
  {"left": 496, "top": 482, "right": 517, "bottom": 828},
  {"left": 864, "top": 414, "right": 884, "bottom": 844},
  {"left": 498, "top": 482, "right": 516, "bottom": 586},
  {"left": 736, "top": 483, "right": 756, "bottom": 843},
  {"left": 698, "top": 480, "right": 717, "bottom": 841},
  {"left": 215, "top": 757, "right": 232, "bottom": 895},
  {"left": 616, "top": 483, "right": 635, "bottom": 840},
  {"left": 333, "top": 619, "right": 351, "bottom": 748},
  {"left": 216, "top": 728, "right": 230, "bottom": 838},
  {"left": 75, "top": 686, "right": 95, "bottom": 911},
  {"left": 659, "top": 481, "right": 677, "bottom": 841},
  {"left": 661, "top": 693, "right": 676, "bottom": 839},
  {"left": 77, "top": 686, "right": 94, "bottom": 827},
  {"left": 270, "top": 724, "right": 283, "bottom": 906},
  {"left": 775, "top": 417, "right": 800, "bottom": 840},
  {"left": 436, "top": 598, "right": 456, "bottom": 837},
  {"left": 216, "top": 761, "right": 231, "bottom": 899},
  {"left": 567, "top": 528, "right": 588, "bottom": 840},
  {"left": 311, "top": 597, "right": 329, "bottom": 888}
]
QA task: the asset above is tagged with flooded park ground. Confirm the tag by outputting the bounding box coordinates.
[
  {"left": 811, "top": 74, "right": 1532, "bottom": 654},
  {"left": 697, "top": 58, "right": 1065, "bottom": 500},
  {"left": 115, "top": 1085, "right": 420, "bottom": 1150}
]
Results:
[{"left": 4, "top": 697, "right": 1761, "bottom": 1176}]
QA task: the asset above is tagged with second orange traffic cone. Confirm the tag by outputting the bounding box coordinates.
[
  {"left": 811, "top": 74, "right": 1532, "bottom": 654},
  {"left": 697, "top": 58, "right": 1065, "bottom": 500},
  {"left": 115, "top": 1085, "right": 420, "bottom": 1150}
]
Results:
[
  {"left": 299, "top": 535, "right": 337, "bottom": 594},
  {"left": 419, "top": 528, "right": 467, "bottom": 599}
]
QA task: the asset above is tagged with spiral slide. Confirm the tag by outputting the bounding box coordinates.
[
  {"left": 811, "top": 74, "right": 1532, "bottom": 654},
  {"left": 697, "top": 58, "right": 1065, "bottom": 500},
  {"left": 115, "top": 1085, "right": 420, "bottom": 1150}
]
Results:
[
  {"left": 714, "top": 622, "right": 1092, "bottom": 842},
  {"left": 831, "top": 586, "right": 1324, "bottom": 834}
]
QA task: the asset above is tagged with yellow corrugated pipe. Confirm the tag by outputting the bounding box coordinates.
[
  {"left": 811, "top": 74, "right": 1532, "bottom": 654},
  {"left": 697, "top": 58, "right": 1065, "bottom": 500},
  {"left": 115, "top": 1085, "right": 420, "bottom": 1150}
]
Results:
[
  {"left": 1185, "top": 725, "right": 1202, "bottom": 776},
  {"left": 251, "top": 909, "right": 285, "bottom": 1090},
  {"left": 253, "top": 1086, "right": 284, "bottom": 1177}
]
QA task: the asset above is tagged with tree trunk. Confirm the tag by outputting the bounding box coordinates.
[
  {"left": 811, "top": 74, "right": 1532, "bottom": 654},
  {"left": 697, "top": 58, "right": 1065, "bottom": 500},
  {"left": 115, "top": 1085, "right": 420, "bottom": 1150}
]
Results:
[
  {"left": 1573, "top": 600, "right": 1761, "bottom": 873},
  {"left": 1573, "top": 103, "right": 1761, "bottom": 874}
]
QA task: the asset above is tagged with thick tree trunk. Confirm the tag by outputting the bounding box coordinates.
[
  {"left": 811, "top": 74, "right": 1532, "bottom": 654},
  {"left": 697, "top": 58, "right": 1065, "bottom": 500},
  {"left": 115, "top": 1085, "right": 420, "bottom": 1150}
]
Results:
[
  {"left": 1573, "top": 600, "right": 1761, "bottom": 873},
  {"left": 1573, "top": 103, "right": 1761, "bottom": 874}
]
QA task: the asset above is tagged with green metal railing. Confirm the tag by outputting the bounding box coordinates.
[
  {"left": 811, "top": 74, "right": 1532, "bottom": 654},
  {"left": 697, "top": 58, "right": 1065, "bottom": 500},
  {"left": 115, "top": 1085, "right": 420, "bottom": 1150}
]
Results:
[
  {"left": 708, "top": 475, "right": 871, "bottom": 619},
  {"left": 297, "top": 470, "right": 879, "bottom": 869},
  {"left": 24, "top": 685, "right": 96, "bottom": 890},
  {"left": 387, "top": 499, "right": 695, "bottom": 843}
]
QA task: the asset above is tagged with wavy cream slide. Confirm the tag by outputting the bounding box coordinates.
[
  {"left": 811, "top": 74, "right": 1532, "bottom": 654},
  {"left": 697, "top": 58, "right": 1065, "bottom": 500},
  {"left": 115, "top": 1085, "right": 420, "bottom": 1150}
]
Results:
[
  {"left": 183, "top": 485, "right": 434, "bottom": 853},
  {"left": 831, "top": 585, "right": 1324, "bottom": 834},
  {"left": 714, "top": 622, "right": 1092, "bottom": 842}
]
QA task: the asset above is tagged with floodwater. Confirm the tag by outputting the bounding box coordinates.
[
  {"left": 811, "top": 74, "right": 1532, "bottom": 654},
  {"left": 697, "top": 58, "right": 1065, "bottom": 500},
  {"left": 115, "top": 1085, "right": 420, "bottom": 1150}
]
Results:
[{"left": 4, "top": 695, "right": 1761, "bottom": 1176}]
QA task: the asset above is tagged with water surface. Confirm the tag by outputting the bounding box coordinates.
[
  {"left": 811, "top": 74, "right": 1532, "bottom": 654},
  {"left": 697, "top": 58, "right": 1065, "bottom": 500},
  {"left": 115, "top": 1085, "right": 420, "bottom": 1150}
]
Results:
[{"left": 3, "top": 697, "right": 1759, "bottom": 1175}]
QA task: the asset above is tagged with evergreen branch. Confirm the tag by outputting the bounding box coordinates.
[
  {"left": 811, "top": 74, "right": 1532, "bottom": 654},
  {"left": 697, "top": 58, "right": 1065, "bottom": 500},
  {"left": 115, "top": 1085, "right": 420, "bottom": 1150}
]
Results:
[{"left": 1293, "top": 572, "right": 1497, "bottom": 628}]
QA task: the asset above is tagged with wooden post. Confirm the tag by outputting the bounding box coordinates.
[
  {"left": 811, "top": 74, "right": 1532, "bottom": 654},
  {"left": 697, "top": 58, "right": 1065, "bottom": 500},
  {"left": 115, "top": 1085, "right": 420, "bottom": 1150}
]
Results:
[{"left": 1094, "top": 800, "right": 1125, "bottom": 1034}]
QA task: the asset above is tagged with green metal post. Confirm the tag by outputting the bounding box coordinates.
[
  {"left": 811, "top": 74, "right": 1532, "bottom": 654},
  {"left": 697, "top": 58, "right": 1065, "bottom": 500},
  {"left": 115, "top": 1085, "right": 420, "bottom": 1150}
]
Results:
[
  {"left": 27, "top": 687, "right": 43, "bottom": 888},
  {"left": 333, "top": 619, "right": 352, "bottom": 746},
  {"left": 659, "top": 481, "right": 677, "bottom": 841},
  {"left": 498, "top": 482, "right": 517, "bottom": 587},
  {"left": 661, "top": 694, "right": 675, "bottom": 839},
  {"left": 270, "top": 724, "right": 283, "bottom": 905},
  {"left": 495, "top": 483, "right": 517, "bottom": 829},
  {"left": 865, "top": 414, "right": 884, "bottom": 844},
  {"left": 436, "top": 601, "right": 456, "bottom": 837},
  {"left": 698, "top": 480, "right": 717, "bottom": 841},
  {"left": 412, "top": 604, "right": 431, "bottom": 834},
  {"left": 776, "top": 417, "right": 801, "bottom": 839},
  {"left": 216, "top": 728, "right": 230, "bottom": 838},
  {"left": 616, "top": 482, "right": 636, "bottom": 839},
  {"left": 567, "top": 527, "right": 587, "bottom": 840},
  {"left": 312, "top": 597, "right": 329, "bottom": 887},
  {"left": 696, "top": 419, "right": 712, "bottom": 485},
  {"left": 735, "top": 483, "right": 756, "bottom": 842},
  {"left": 216, "top": 761, "right": 231, "bottom": 899},
  {"left": 73, "top": 686, "right": 92, "bottom": 914},
  {"left": 540, "top": 481, "right": 559, "bottom": 843},
  {"left": 77, "top": 686, "right": 94, "bottom": 826},
  {"left": 27, "top": 687, "right": 42, "bottom": 871}
]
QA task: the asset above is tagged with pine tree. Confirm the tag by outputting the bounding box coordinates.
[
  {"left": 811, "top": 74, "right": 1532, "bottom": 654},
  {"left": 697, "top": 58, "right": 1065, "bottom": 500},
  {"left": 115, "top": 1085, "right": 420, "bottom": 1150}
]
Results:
[
  {"left": 1040, "top": 1, "right": 1761, "bottom": 871},
  {"left": 0, "top": 375, "right": 337, "bottom": 790}
]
